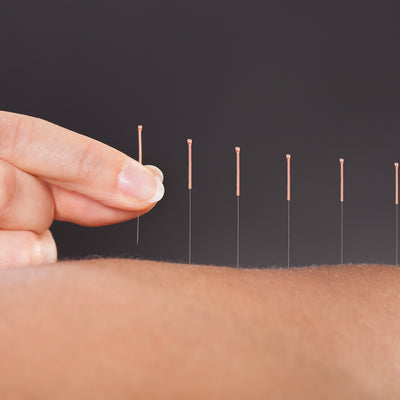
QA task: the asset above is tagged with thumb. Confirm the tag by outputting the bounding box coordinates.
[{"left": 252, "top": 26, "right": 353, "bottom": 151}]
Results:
[{"left": 0, "top": 111, "right": 164, "bottom": 211}]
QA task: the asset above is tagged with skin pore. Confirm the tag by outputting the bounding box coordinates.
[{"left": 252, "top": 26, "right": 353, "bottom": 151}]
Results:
[{"left": 0, "top": 259, "right": 399, "bottom": 399}]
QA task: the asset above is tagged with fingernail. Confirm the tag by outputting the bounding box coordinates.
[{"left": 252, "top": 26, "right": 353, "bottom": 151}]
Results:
[
  {"left": 145, "top": 165, "right": 164, "bottom": 183},
  {"left": 118, "top": 163, "right": 165, "bottom": 203}
]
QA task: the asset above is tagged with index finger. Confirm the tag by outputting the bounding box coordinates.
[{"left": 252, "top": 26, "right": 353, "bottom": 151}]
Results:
[{"left": 0, "top": 111, "right": 164, "bottom": 211}]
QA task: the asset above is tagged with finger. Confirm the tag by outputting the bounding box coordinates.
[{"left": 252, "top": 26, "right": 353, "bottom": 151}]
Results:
[
  {"left": 145, "top": 165, "right": 164, "bottom": 183},
  {"left": 0, "top": 230, "right": 57, "bottom": 268},
  {"left": 0, "top": 111, "right": 164, "bottom": 212},
  {"left": 0, "top": 159, "right": 54, "bottom": 234},
  {"left": 50, "top": 185, "right": 156, "bottom": 226},
  {"left": 48, "top": 164, "right": 161, "bottom": 226}
]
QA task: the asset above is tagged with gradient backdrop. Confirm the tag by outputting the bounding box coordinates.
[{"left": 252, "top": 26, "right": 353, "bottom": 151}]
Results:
[{"left": 1, "top": 0, "right": 400, "bottom": 267}]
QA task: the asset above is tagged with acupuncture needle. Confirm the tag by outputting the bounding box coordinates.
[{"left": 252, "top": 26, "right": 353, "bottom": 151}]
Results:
[
  {"left": 187, "top": 139, "right": 192, "bottom": 264},
  {"left": 235, "top": 147, "right": 240, "bottom": 268},
  {"left": 395, "top": 162, "right": 398, "bottom": 265},
  {"left": 339, "top": 158, "right": 344, "bottom": 265},
  {"left": 136, "top": 125, "right": 143, "bottom": 246},
  {"left": 286, "top": 154, "right": 291, "bottom": 268}
]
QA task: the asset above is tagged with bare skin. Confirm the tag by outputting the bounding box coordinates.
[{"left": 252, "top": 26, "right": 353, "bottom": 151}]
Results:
[{"left": 0, "top": 259, "right": 399, "bottom": 399}]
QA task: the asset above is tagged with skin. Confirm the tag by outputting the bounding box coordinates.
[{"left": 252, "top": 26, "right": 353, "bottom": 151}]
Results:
[
  {"left": 0, "top": 111, "right": 398, "bottom": 398},
  {"left": 0, "top": 111, "right": 163, "bottom": 267},
  {"left": 0, "top": 260, "right": 399, "bottom": 399}
]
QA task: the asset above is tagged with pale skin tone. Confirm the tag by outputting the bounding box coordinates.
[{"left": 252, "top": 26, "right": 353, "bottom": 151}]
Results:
[
  {"left": 0, "top": 111, "right": 163, "bottom": 266},
  {"left": 0, "top": 111, "right": 399, "bottom": 399}
]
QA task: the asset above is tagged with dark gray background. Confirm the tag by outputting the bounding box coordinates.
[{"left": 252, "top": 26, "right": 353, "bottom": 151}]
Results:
[{"left": 1, "top": 0, "right": 399, "bottom": 267}]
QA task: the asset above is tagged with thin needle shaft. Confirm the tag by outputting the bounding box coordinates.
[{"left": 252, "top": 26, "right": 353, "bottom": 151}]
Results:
[
  {"left": 395, "top": 162, "right": 398, "bottom": 265},
  {"left": 136, "top": 208, "right": 140, "bottom": 245},
  {"left": 187, "top": 139, "right": 192, "bottom": 264},
  {"left": 396, "top": 204, "right": 398, "bottom": 266},
  {"left": 136, "top": 125, "right": 143, "bottom": 246},
  {"left": 340, "top": 202, "right": 343, "bottom": 264},
  {"left": 286, "top": 154, "right": 291, "bottom": 268},
  {"left": 236, "top": 147, "right": 240, "bottom": 268},
  {"left": 340, "top": 158, "right": 344, "bottom": 265}
]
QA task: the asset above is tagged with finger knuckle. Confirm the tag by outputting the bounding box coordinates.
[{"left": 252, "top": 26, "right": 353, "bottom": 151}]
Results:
[
  {"left": 0, "top": 112, "right": 37, "bottom": 159},
  {"left": 0, "top": 161, "right": 17, "bottom": 214},
  {"left": 74, "top": 140, "right": 100, "bottom": 182}
]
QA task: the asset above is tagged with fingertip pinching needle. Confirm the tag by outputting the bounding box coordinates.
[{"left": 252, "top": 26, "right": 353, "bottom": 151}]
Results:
[
  {"left": 187, "top": 139, "right": 193, "bottom": 264},
  {"left": 236, "top": 147, "right": 240, "bottom": 268},
  {"left": 339, "top": 158, "right": 344, "bottom": 265},
  {"left": 136, "top": 124, "right": 143, "bottom": 246},
  {"left": 286, "top": 154, "right": 291, "bottom": 268}
]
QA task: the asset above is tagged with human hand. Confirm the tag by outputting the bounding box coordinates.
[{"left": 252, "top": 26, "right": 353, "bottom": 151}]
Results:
[{"left": 0, "top": 111, "right": 164, "bottom": 267}]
